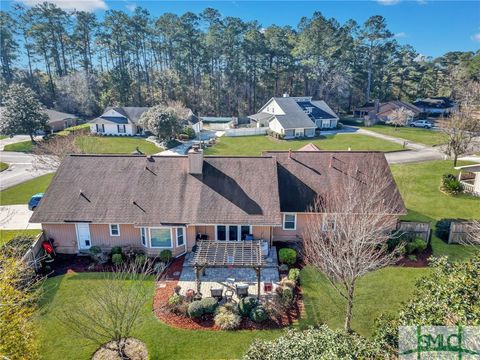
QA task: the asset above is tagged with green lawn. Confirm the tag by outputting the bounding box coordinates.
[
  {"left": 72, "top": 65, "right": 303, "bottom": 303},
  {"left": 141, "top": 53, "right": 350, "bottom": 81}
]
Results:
[
  {"left": 300, "top": 266, "right": 429, "bottom": 336},
  {"left": 205, "top": 134, "right": 403, "bottom": 156},
  {"left": 0, "top": 173, "right": 55, "bottom": 205},
  {"left": 391, "top": 160, "right": 479, "bottom": 261},
  {"left": 38, "top": 273, "right": 281, "bottom": 360},
  {"left": 0, "top": 135, "right": 7, "bottom": 140},
  {"left": 0, "top": 229, "right": 41, "bottom": 247},
  {"left": 3, "top": 136, "right": 160, "bottom": 155},
  {"left": 3, "top": 139, "right": 35, "bottom": 152},
  {"left": 365, "top": 125, "right": 447, "bottom": 147},
  {"left": 0, "top": 162, "right": 8, "bottom": 172}
]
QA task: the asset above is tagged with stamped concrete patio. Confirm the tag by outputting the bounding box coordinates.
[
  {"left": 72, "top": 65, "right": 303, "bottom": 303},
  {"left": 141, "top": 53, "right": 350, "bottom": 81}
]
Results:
[{"left": 177, "top": 246, "right": 280, "bottom": 299}]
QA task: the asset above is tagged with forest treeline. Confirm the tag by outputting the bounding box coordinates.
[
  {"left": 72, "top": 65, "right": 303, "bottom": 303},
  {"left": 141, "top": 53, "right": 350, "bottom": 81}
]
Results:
[{"left": 1, "top": 3, "right": 479, "bottom": 117}]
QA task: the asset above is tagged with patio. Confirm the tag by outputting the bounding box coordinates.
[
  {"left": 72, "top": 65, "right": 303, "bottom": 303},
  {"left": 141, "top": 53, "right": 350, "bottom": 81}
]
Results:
[{"left": 178, "top": 241, "right": 280, "bottom": 301}]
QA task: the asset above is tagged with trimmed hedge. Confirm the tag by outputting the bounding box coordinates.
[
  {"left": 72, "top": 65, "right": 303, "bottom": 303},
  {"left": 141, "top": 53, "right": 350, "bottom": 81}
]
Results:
[
  {"left": 238, "top": 296, "right": 258, "bottom": 317},
  {"left": 250, "top": 305, "right": 268, "bottom": 323}
]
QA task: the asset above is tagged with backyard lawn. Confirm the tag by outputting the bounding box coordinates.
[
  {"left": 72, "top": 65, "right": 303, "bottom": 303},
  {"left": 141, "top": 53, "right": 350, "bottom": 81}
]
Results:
[
  {"left": 391, "top": 160, "right": 479, "bottom": 261},
  {"left": 0, "top": 229, "right": 41, "bottom": 247},
  {"left": 0, "top": 173, "right": 55, "bottom": 205},
  {"left": 205, "top": 134, "right": 404, "bottom": 156},
  {"left": 365, "top": 125, "right": 447, "bottom": 147},
  {"left": 0, "top": 162, "right": 8, "bottom": 172},
  {"left": 3, "top": 136, "right": 160, "bottom": 155}
]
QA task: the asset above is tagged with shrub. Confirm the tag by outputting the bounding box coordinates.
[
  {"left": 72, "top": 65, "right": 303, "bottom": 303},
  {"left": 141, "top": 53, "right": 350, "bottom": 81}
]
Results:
[
  {"left": 278, "top": 248, "right": 297, "bottom": 266},
  {"left": 89, "top": 246, "right": 101, "bottom": 255},
  {"left": 288, "top": 268, "right": 300, "bottom": 283},
  {"left": 214, "top": 311, "right": 241, "bottom": 330},
  {"left": 250, "top": 305, "right": 268, "bottom": 323},
  {"left": 159, "top": 249, "right": 172, "bottom": 263},
  {"left": 441, "top": 174, "right": 463, "bottom": 195},
  {"left": 134, "top": 254, "right": 147, "bottom": 265},
  {"left": 111, "top": 246, "right": 122, "bottom": 255},
  {"left": 406, "top": 238, "right": 427, "bottom": 255},
  {"left": 238, "top": 296, "right": 259, "bottom": 317},
  {"left": 244, "top": 326, "right": 388, "bottom": 360},
  {"left": 200, "top": 297, "right": 218, "bottom": 314},
  {"left": 188, "top": 300, "right": 204, "bottom": 318},
  {"left": 408, "top": 254, "right": 417, "bottom": 261},
  {"left": 281, "top": 278, "right": 296, "bottom": 289},
  {"left": 435, "top": 218, "right": 455, "bottom": 241},
  {"left": 216, "top": 303, "right": 238, "bottom": 315},
  {"left": 281, "top": 287, "right": 294, "bottom": 307},
  {"left": 168, "top": 294, "right": 182, "bottom": 307},
  {"left": 182, "top": 127, "right": 196, "bottom": 140},
  {"left": 111, "top": 253, "right": 123, "bottom": 265}
]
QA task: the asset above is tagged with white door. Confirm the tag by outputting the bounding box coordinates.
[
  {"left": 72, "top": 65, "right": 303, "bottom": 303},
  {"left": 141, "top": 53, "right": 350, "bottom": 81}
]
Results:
[
  {"left": 295, "top": 128, "right": 304, "bottom": 137},
  {"left": 76, "top": 223, "right": 91, "bottom": 250}
]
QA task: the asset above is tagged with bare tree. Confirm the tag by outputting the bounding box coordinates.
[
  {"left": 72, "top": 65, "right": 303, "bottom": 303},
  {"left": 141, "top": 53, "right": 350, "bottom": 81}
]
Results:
[
  {"left": 385, "top": 107, "right": 414, "bottom": 129},
  {"left": 302, "top": 159, "right": 404, "bottom": 332},
  {"left": 57, "top": 261, "right": 158, "bottom": 359},
  {"left": 33, "top": 133, "right": 82, "bottom": 170},
  {"left": 466, "top": 220, "right": 480, "bottom": 246},
  {"left": 440, "top": 81, "right": 480, "bottom": 166}
]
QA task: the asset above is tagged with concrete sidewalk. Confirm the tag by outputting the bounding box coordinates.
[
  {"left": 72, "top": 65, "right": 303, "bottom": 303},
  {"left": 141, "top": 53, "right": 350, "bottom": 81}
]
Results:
[{"left": 0, "top": 205, "right": 41, "bottom": 230}]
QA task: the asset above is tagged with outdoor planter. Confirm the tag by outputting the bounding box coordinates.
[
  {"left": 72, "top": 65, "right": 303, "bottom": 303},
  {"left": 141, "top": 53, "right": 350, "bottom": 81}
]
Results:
[
  {"left": 210, "top": 287, "right": 223, "bottom": 300},
  {"left": 236, "top": 283, "right": 249, "bottom": 298}
]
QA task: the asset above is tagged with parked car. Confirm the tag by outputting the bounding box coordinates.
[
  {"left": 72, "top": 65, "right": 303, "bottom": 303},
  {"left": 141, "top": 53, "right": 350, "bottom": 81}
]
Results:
[
  {"left": 28, "top": 193, "right": 44, "bottom": 211},
  {"left": 410, "top": 120, "right": 433, "bottom": 129}
]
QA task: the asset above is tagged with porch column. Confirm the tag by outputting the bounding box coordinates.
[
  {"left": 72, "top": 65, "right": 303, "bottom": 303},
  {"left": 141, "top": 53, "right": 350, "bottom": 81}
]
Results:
[{"left": 255, "top": 266, "right": 261, "bottom": 299}]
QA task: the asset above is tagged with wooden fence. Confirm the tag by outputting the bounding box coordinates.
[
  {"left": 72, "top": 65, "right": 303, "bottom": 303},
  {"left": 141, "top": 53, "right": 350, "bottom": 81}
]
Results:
[
  {"left": 22, "top": 232, "right": 46, "bottom": 271},
  {"left": 397, "top": 221, "right": 431, "bottom": 243},
  {"left": 448, "top": 221, "right": 474, "bottom": 244}
]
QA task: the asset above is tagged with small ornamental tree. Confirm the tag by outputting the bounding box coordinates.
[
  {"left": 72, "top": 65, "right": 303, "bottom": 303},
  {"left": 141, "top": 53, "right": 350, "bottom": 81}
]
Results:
[
  {"left": 374, "top": 253, "right": 480, "bottom": 353},
  {"left": 138, "top": 105, "right": 182, "bottom": 142},
  {"left": 386, "top": 107, "right": 414, "bottom": 129},
  {"left": 0, "top": 84, "right": 49, "bottom": 141}
]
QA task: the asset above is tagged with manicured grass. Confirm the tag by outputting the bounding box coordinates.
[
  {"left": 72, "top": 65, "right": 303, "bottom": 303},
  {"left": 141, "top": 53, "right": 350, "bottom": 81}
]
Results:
[
  {"left": 366, "top": 125, "right": 447, "bottom": 146},
  {"left": 0, "top": 229, "right": 41, "bottom": 247},
  {"left": 37, "top": 273, "right": 281, "bottom": 360},
  {"left": 75, "top": 136, "right": 160, "bottom": 155},
  {"left": 3, "top": 140, "right": 35, "bottom": 152},
  {"left": 205, "top": 134, "right": 404, "bottom": 156},
  {"left": 0, "top": 162, "right": 8, "bottom": 172},
  {"left": 300, "top": 266, "right": 429, "bottom": 336},
  {"left": 0, "top": 135, "right": 7, "bottom": 140},
  {"left": 3, "top": 136, "right": 161, "bottom": 155},
  {"left": 0, "top": 173, "right": 55, "bottom": 205},
  {"left": 391, "top": 160, "right": 479, "bottom": 261}
]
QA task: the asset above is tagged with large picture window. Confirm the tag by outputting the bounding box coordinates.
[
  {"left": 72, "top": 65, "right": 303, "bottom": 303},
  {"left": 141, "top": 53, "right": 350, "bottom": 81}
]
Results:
[
  {"left": 150, "top": 228, "right": 172, "bottom": 248},
  {"left": 216, "top": 225, "right": 252, "bottom": 241}
]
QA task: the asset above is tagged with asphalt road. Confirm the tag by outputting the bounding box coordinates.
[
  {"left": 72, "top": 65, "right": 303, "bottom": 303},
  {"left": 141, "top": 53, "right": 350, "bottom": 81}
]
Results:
[{"left": 0, "top": 151, "right": 51, "bottom": 190}]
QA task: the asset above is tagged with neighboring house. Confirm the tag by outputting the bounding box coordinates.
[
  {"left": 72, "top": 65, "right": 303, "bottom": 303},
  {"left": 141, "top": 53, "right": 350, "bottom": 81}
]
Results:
[
  {"left": 414, "top": 97, "right": 457, "bottom": 115},
  {"left": 364, "top": 100, "right": 420, "bottom": 125},
  {"left": 249, "top": 95, "right": 339, "bottom": 139},
  {"left": 0, "top": 107, "right": 80, "bottom": 132},
  {"left": 90, "top": 107, "right": 202, "bottom": 136},
  {"left": 200, "top": 116, "right": 236, "bottom": 131},
  {"left": 353, "top": 102, "right": 375, "bottom": 117},
  {"left": 29, "top": 147, "right": 405, "bottom": 255},
  {"left": 90, "top": 107, "right": 149, "bottom": 136}
]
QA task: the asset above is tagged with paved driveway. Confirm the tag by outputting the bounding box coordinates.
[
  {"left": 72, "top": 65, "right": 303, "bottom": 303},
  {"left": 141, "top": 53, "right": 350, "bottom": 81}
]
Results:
[
  {"left": 0, "top": 205, "right": 41, "bottom": 230},
  {"left": 0, "top": 151, "right": 51, "bottom": 190}
]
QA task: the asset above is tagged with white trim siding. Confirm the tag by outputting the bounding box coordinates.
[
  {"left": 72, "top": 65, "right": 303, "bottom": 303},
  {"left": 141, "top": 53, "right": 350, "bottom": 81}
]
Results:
[
  {"left": 140, "top": 227, "right": 148, "bottom": 247},
  {"left": 176, "top": 227, "right": 185, "bottom": 247}
]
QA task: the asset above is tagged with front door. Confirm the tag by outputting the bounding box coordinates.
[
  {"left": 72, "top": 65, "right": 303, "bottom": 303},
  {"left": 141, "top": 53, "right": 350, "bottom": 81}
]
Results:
[{"left": 76, "top": 223, "right": 91, "bottom": 250}]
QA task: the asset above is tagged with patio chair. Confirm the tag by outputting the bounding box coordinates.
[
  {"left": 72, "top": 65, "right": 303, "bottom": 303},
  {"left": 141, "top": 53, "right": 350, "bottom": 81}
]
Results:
[
  {"left": 236, "top": 283, "right": 249, "bottom": 298},
  {"left": 210, "top": 287, "right": 224, "bottom": 300}
]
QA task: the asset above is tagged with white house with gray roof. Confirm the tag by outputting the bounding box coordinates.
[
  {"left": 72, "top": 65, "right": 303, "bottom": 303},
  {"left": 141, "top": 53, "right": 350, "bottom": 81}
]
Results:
[{"left": 249, "top": 95, "right": 339, "bottom": 139}]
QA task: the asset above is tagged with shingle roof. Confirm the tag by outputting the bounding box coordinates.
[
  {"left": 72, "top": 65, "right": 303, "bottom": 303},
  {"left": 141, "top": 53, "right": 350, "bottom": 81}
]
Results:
[
  {"left": 30, "top": 154, "right": 282, "bottom": 226},
  {"left": 263, "top": 150, "right": 406, "bottom": 214},
  {"left": 0, "top": 107, "right": 77, "bottom": 124},
  {"left": 377, "top": 101, "right": 421, "bottom": 116},
  {"left": 298, "top": 143, "right": 321, "bottom": 151},
  {"left": 90, "top": 107, "right": 149, "bottom": 125}
]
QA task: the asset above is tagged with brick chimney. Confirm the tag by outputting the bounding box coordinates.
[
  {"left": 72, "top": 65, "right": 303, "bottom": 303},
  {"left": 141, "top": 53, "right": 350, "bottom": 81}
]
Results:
[{"left": 188, "top": 146, "right": 203, "bottom": 175}]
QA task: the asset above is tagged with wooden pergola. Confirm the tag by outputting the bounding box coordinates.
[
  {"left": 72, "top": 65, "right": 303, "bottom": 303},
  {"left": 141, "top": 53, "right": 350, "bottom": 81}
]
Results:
[{"left": 190, "top": 240, "right": 266, "bottom": 298}]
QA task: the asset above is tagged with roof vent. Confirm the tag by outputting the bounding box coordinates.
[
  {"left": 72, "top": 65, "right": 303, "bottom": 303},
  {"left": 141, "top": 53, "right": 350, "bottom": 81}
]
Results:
[{"left": 146, "top": 155, "right": 154, "bottom": 162}]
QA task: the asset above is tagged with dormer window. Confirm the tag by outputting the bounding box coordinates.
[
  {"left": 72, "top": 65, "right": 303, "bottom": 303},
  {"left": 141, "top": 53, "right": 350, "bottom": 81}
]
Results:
[{"left": 304, "top": 107, "right": 313, "bottom": 114}]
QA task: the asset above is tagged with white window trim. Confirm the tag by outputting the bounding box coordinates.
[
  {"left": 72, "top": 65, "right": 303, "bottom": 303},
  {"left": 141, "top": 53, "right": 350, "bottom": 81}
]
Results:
[
  {"left": 215, "top": 225, "right": 252, "bottom": 241},
  {"left": 149, "top": 227, "right": 173, "bottom": 249},
  {"left": 283, "top": 213, "right": 297, "bottom": 231},
  {"left": 176, "top": 227, "right": 185, "bottom": 247},
  {"left": 109, "top": 224, "right": 120, "bottom": 236},
  {"left": 322, "top": 215, "right": 337, "bottom": 232},
  {"left": 140, "top": 227, "right": 148, "bottom": 247},
  {"left": 117, "top": 124, "right": 126, "bottom": 133}
]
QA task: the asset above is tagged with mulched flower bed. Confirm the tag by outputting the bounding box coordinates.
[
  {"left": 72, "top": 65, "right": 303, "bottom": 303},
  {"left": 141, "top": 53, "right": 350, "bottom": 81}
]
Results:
[
  {"left": 152, "top": 256, "right": 304, "bottom": 331},
  {"left": 396, "top": 245, "right": 433, "bottom": 268}
]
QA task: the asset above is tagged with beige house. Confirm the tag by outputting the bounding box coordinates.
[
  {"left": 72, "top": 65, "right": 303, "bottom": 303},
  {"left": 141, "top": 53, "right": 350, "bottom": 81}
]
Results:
[{"left": 30, "top": 146, "right": 405, "bottom": 255}]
